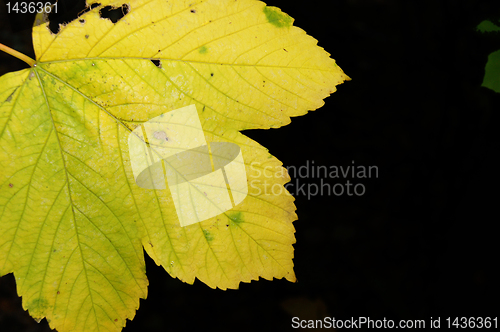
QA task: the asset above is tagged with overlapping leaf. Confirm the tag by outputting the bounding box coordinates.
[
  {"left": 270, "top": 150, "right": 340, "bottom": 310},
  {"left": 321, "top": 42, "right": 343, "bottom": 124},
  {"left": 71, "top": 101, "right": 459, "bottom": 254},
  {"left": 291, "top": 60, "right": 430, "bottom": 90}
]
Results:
[{"left": 0, "top": 0, "right": 349, "bottom": 331}]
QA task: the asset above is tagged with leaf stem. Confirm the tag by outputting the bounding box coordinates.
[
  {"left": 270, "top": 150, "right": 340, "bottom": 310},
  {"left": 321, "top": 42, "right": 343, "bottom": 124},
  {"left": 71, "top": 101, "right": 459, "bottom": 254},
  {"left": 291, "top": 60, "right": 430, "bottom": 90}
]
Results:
[{"left": 0, "top": 42, "right": 36, "bottom": 67}]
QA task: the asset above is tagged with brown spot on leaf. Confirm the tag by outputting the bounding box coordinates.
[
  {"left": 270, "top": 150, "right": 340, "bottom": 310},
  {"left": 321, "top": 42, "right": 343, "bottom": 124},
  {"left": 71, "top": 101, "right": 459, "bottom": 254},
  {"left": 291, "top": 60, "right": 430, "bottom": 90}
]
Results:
[{"left": 153, "top": 131, "right": 168, "bottom": 141}]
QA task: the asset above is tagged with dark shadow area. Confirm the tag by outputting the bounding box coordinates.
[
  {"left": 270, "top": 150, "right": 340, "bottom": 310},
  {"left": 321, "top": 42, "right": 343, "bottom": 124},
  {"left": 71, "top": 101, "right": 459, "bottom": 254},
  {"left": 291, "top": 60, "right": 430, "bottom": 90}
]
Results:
[
  {"left": 150, "top": 59, "right": 161, "bottom": 68},
  {"left": 99, "top": 4, "right": 129, "bottom": 24},
  {"left": 47, "top": 0, "right": 98, "bottom": 34}
]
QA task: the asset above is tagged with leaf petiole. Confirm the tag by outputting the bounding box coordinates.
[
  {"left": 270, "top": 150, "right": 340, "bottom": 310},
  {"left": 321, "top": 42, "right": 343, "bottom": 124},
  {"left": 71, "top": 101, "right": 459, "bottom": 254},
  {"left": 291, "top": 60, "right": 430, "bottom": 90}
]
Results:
[{"left": 0, "top": 42, "right": 36, "bottom": 67}]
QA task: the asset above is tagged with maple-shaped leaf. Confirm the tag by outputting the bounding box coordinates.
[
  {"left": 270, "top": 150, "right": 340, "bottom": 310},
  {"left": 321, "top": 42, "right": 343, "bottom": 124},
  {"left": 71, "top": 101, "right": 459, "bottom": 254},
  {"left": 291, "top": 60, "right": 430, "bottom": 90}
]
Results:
[{"left": 0, "top": 0, "right": 349, "bottom": 331}]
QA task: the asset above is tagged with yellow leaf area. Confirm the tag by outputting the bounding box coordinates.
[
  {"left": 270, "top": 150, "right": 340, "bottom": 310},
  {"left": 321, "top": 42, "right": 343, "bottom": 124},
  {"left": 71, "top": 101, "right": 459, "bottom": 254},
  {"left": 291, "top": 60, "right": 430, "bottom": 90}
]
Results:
[{"left": 0, "top": 0, "right": 348, "bottom": 331}]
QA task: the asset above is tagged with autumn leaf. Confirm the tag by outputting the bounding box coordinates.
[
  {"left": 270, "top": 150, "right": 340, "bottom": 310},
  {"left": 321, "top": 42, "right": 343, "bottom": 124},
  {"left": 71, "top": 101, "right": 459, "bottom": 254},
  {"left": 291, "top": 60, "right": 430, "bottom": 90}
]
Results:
[{"left": 0, "top": 0, "right": 349, "bottom": 331}]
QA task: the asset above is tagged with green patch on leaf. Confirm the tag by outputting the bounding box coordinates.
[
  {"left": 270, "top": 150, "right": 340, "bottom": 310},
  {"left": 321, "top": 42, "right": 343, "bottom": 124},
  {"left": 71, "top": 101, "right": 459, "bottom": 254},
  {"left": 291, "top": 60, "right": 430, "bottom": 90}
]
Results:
[
  {"left": 263, "top": 6, "right": 293, "bottom": 28},
  {"left": 199, "top": 45, "right": 208, "bottom": 54},
  {"left": 228, "top": 211, "right": 244, "bottom": 225},
  {"left": 203, "top": 229, "right": 214, "bottom": 242},
  {"left": 29, "top": 297, "right": 49, "bottom": 315}
]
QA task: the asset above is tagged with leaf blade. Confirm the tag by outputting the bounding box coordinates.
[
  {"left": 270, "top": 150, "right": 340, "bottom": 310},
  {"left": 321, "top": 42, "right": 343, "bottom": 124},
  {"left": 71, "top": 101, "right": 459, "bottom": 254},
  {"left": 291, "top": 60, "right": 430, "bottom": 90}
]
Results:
[{"left": 2, "top": 0, "right": 349, "bottom": 330}]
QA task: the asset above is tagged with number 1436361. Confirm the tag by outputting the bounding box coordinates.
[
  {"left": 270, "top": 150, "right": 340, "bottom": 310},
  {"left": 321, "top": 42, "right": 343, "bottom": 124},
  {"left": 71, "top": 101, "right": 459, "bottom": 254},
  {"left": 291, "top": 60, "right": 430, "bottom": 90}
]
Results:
[{"left": 6, "top": 2, "right": 57, "bottom": 14}]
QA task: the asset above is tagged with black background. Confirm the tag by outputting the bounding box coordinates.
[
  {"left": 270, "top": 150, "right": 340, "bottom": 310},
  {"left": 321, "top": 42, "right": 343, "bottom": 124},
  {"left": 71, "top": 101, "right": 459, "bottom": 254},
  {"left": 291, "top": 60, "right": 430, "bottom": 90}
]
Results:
[{"left": 0, "top": 0, "right": 499, "bottom": 331}]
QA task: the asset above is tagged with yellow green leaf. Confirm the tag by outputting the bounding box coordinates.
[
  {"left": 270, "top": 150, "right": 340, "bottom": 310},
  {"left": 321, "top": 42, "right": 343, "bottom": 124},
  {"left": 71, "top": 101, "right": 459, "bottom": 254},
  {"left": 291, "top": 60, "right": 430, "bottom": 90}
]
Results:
[{"left": 0, "top": 0, "right": 349, "bottom": 331}]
